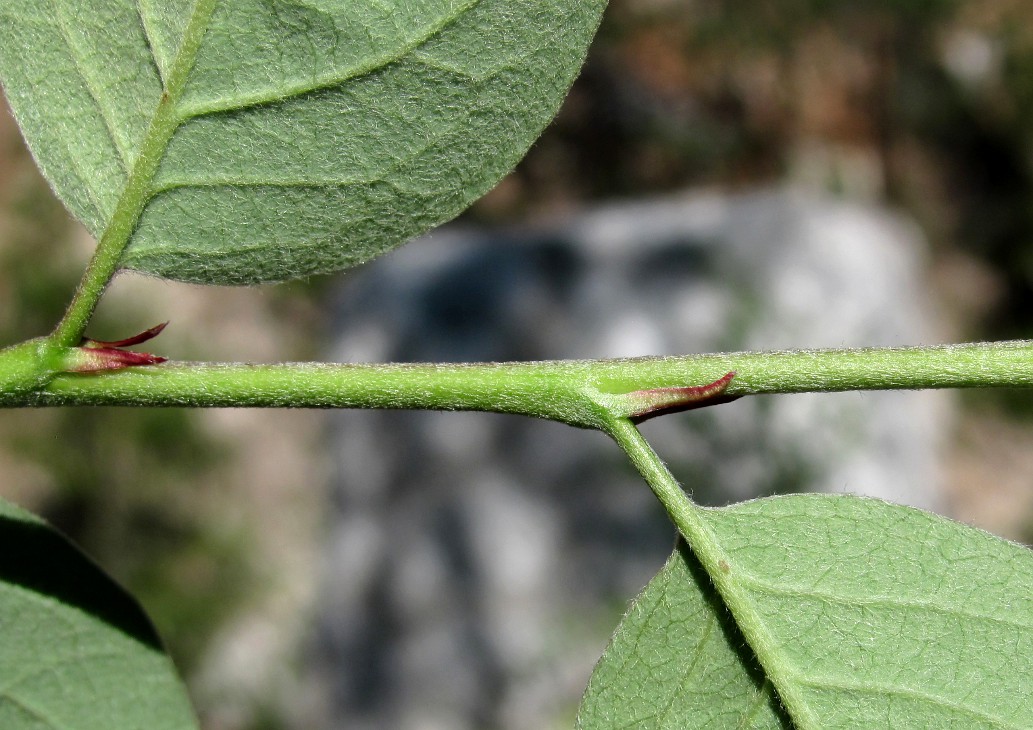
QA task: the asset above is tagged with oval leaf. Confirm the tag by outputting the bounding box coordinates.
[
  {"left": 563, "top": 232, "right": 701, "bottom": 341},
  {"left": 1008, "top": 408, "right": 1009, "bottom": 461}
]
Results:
[
  {"left": 0, "top": 1, "right": 606, "bottom": 284},
  {"left": 580, "top": 494, "right": 1033, "bottom": 729},
  {"left": 577, "top": 540, "right": 789, "bottom": 729},
  {"left": 0, "top": 498, "right": 197, "bottom": 730}
]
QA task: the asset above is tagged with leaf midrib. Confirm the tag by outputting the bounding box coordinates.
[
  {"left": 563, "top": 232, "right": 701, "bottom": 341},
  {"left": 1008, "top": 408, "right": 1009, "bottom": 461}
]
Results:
[
  {"left": 51, "top": 0, "right": 218, "bottom": 346},
  {"left": 92, "top": 0, "right": 216, "bottom": 251}
]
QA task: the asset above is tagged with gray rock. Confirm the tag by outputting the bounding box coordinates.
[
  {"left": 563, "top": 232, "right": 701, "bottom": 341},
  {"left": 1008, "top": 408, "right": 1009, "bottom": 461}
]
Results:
[{"left": 302, "top": 189, "right": 951, "bottom": 729}]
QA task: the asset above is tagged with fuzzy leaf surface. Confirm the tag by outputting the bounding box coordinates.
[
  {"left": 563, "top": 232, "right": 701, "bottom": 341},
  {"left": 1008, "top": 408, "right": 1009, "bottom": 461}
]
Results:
[
  {"left": 577, "top": 541, "right": 788, "bottom": 729},
  {"left": 0, "top": 498, "right": 197, "bottom": 730},
  {"left": 0, "top": 0, "right": 605, "bottom": 284},
  {"left": 579, "top": 494, "right": 1033, "bottom": 729}
]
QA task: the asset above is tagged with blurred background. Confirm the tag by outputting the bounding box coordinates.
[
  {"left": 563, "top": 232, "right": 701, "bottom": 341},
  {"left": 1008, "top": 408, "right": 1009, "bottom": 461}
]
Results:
[{"left": 3, "top": 1, "right": 1033, "bottom": 728}]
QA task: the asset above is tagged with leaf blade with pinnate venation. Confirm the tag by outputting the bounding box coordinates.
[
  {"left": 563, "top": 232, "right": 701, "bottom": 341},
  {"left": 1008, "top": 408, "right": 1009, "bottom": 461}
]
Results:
[
  {"left": 0, "top": 497, "right": 197, "bottom": 730},
  {"left": 576, "top": 541, "right": 789, "bottom": 729},
  {"left": 578, "top": 494, "right": 1033, "bottom": 729},
  {"left": 0, "top": 0, "right": 606, "bottom": 284}
]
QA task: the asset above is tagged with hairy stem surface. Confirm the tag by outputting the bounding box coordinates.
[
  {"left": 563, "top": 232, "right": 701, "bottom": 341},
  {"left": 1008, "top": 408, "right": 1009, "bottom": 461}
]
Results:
[{"left": 0, "top": 340, "right": 1031, "bottom": 421}]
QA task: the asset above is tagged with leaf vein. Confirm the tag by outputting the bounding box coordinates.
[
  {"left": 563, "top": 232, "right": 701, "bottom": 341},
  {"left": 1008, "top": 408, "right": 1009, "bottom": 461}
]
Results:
[
  {"left": 173, "top": 0, "right": 484, "bottom": 121},
  {"left": 150, "top": 179, "right": 395, "bottom": 194},
  {"left": 134, "top": 0, "right": 166, "bottom": 87},
  {"left": 0, "top": 690, "right": 65, "bottom": 730},
  {"left": 737, "top": 679, "right": 778, "bottom": 729},
  {"left": 48, "top": 0, "right": 132, "bottom": 172},
  {"left": 792, "top": 674, "right": 1020, "bottom": 729},
  {"left": 656, "top": 610, "right": 717, "bottom": 726},
  {"left": 735, "top": 572, "right": 1033, "bottom": 633},
  {"left": 0, "top": 646, "right": 128, "bottom": 696}
]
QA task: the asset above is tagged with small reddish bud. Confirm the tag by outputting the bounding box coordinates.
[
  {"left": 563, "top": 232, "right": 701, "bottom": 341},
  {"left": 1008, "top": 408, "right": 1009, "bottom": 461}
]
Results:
[
  {"left": 624, "top": 371, "right": 739, "bottom": 423},
  {"left": 64, "top": 323, "right": 169, "bottom": 374}
]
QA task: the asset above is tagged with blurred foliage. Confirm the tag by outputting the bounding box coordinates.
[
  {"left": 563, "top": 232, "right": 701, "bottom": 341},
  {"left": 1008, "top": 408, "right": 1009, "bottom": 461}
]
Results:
[
  {"left": 0, "top": 110, "right": 250, "bottom": 674},
  {"left": 478, "top": 0, "right": 1033, "bottom": 341}
]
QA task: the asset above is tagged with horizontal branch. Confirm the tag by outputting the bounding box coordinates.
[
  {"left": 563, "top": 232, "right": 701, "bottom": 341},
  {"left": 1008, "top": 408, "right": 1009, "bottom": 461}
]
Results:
[{"left": 1, "top": 339, "right": 1031, "bottom": 427}]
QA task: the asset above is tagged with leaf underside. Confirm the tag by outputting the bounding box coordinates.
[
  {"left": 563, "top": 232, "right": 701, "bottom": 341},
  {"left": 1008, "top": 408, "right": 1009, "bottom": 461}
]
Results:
[
  {"left": 0, "top": 0, "right": 606, "bottom": 285},
  {"left": 578, "top": 494, "right": 1033, "bottom": 729},
  {"left": 577, "top": 540, "right": 789, "bottom": 730},
  {"left": 0, "top": 498, "right": 197, "bottom": 730}
]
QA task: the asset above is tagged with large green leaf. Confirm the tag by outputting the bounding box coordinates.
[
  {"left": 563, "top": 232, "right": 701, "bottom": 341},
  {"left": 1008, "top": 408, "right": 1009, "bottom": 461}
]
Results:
[
  {"left": 577, "top": 540, "right": 789, "bottom": 729},
  {"left": 0, "top": 0, "right": 605, "bottom": 284},
  {"left": 579, "top": 494, "right": 1033, "bottom": 729},
  {"left": 0, "top": 497, "right": 197, "bottom": 730}
]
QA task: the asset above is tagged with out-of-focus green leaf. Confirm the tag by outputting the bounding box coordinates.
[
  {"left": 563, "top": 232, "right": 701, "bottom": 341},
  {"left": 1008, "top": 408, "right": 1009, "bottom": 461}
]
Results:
[
  {"left": 0, "top": 1, "right": 606, "bottom": 284},
  {"left": 0, "top": 497, "right": 197, "bottom": 730},
  {"left": 579, "top": 494, "right": 1033, "bottom": 729}
]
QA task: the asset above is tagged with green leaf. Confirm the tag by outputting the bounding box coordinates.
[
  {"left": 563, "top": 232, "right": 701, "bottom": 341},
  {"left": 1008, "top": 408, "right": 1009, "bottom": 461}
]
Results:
[
  {"left": 576, "top": 541, "right": 790, "bottom": 729},
  {"left": 579, "top": 494, "right": 1033, "bottom": 729},
  {"left": 0, "top": 498, "right": 197, "bottom": 730},
  {"left": 0, "top": 0, "right": 605, "bottom": 285}
]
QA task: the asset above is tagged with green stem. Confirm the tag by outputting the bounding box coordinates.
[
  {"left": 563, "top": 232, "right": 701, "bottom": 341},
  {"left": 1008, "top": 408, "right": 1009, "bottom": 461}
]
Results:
[
  {"left": 603, "top": 417, "right": 821, "bottom": 729},
  {"left": 0, "top": 339, "right": 1031, "bottom": 417},
  {"left": 12, "top": 360, "right": 609, "bottom": 425},
  {"left": 49, "top": 0, "right": 217, "bottom": 347},
  {"left": 588, "top": 339, "right": 1033, "bottom": 395}
]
